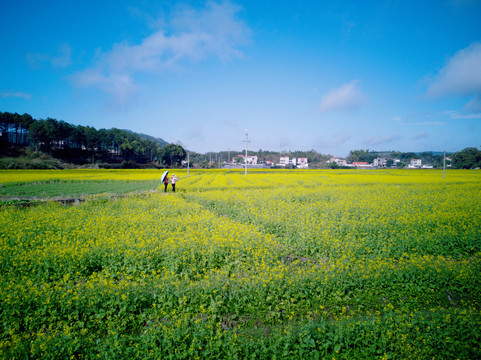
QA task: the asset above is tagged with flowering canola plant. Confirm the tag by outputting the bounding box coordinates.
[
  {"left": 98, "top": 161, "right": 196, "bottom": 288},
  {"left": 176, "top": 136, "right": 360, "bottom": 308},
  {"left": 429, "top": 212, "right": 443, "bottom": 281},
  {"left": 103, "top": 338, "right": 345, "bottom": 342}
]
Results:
[{"left": 0, "top": 169, "right": 480, "bottom": 359}]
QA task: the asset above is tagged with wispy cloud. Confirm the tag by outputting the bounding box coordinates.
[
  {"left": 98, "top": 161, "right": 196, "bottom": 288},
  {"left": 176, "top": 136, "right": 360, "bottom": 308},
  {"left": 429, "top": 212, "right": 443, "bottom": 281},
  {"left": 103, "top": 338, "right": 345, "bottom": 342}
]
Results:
[
  {"left": 364, "top": 135, "right": 400, "bottom": 146},
  {"left": 465, "top": 96, "right": 481, "bottom": 112},
  {"left": 413, "top": 132, "right": 429, "bottom": 140},
  {"left": 394, "top": 116, "right": 444, "bottom": 126},
  {"left": 427, "top": 42, "right": 481, "bottom": 111},
  {"left": 441, "top": 110, "right": 481, "bottom": 119},
  {"left": 71, "top": 1, "right": 250, "bottom": 107},
  {"left": 0, "top": 91, "right": 32, "bottom": 99},
  {"left": 27, "top": 44, "right": 72, "bottom": 68},
  {"left": 319, "top": 80, "right": 368, "bottom": 113},
  {"left": 316, "top": 134, "right": 352, "bottom": 148}
]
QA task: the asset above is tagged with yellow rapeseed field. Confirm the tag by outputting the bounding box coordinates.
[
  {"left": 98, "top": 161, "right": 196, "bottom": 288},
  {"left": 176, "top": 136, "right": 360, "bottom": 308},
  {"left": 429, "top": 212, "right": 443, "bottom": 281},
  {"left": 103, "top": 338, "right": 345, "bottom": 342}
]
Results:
[{"left": 1, "top": 169, "right": 480, "bottom": 359}]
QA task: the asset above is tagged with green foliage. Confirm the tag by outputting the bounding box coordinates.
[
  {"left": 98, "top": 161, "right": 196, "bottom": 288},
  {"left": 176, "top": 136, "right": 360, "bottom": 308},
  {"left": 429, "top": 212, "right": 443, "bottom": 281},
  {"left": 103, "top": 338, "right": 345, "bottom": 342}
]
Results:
[
  {"left": 0, "top": 111, "right": 169, "bottom": 166},
  {"left": 0, "top": 180, "right": 160, "bottom": 200},
  {"left": 0, "top": 156, "right": 66, "bottom": 170},
  {"left": 347, "top": 149, "right": 377, "bottom": 163},
  {"left": 159, "top": 144, "right": 187, "bottom": 167},
  {"left": 452, "top": 147, "right": 481, "bottom": 169}
]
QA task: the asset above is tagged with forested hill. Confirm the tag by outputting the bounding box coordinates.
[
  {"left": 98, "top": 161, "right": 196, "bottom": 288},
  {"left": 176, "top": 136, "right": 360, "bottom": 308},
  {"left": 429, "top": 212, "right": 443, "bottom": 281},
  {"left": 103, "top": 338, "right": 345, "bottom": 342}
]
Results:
[
  {"left": 0, "top": 111, "right": 175, "bottom": 167},
  {"left": 121, "top": 129, "right": 167, "bottom": 148}
]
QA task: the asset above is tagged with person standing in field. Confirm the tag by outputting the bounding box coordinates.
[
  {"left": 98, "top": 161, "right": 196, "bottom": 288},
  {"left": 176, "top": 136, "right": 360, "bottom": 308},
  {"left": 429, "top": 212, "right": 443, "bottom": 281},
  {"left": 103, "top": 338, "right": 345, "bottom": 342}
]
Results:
[
  {"left": 163, "top": 174, "right": 169, "bottom": 192},
  {"left": 171, "top": 174, "right": 178, "bottom": 192}
]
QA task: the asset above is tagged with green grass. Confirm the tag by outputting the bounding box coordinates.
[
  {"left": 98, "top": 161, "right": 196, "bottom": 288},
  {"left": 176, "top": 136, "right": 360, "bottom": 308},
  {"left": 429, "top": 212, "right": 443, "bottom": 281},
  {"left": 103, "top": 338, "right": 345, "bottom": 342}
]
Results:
[{"left": 0, "top": 180, "right": 161, "bottom": 201}]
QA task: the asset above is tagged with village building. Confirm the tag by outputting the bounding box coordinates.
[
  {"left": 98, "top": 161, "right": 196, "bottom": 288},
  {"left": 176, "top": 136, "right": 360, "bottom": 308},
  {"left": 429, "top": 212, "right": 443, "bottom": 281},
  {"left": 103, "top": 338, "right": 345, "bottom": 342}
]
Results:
[
  {"left": 237, "top": 155, "right": 258, "bottom": 164},
  {"left": 409, "top": 159, "right": 422, "bottom": 168},
  {"left": 297, "top": 157, "right": 309, "bottom": 168},
  {"left": 278, "top": 156, "right": 289, "bottom": 166},
  {"left": 329, "top": 157, "right": 347, "bottom": 166},
  {"left": 373, "top": 157, "right": 387, "bottom": 167},
  {"left": 352, "top": 162, "right": 373, "bottom": 169}
]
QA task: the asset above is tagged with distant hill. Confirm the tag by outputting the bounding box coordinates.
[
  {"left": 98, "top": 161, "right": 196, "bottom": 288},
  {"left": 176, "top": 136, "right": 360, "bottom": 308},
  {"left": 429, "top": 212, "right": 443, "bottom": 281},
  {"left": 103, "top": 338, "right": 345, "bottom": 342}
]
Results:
[
  {"left": 414, "top": 151, "right": 450, "bottom": 156},
  {"left": 122, "top": 129, "right": 168, "bottom": 148}
]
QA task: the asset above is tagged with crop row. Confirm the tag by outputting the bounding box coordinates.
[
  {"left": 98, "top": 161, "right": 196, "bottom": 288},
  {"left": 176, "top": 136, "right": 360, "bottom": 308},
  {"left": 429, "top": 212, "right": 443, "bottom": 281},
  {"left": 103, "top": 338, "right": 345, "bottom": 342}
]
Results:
[{"left": 1, "top": 169, "right": 480, "bottom": 358}]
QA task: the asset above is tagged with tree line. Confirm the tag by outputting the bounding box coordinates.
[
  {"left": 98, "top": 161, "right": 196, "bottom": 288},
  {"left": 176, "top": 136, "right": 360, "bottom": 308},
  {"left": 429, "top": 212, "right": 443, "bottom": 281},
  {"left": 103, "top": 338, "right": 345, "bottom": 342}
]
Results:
[
  {"left": 1, "top": 111, "right": 479, "bottom": 169},
  {"left": 344, "top": 149, "right": 444, "bottom": 168},
  {"left": 345, "top": 148, "right": 481, "bottom": 169},
  {"left": 0, "top": 112, "right": 185, "bottom": 167}
]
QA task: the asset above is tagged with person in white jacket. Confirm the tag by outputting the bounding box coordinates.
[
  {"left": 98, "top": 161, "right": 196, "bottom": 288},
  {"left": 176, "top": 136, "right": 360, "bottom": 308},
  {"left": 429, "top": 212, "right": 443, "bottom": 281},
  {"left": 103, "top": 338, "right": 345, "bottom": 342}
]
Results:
[{"left": 171, "top": 174, "right": 178, "bottom": 192}]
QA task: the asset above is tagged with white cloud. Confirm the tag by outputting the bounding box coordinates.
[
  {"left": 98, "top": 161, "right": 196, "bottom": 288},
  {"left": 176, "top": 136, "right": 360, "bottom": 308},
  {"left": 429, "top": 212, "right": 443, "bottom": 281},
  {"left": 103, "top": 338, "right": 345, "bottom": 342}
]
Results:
[
  {"left": 327, "top": 134, "right": 352, "bottom": 147},
  {"left": 394, "top": 115, "right": 444, "bottom": 126},
  {"left": 466, "top": 95, "right": 481, "bottom": 112},
  {"left": 28, "top": 44, "right": 72, "bottom": 68},
  {"left": 72, "top": 69, "right": 137, "bottom": 106},
  {"left": 427, "top": 42, "right": 481, "bottom": 109},
  {"left": 0, "top": 91, "right": 32, "bottom": 99},
  {"left": 71, "top": 1, "right": 250, "bottom": 105},
  {"left": 442, "top": 110, "right": 481, "bottom": 119},
  {"left": 319, "top": 80, "right": 368, "bottom": 113},
  {"left": 413, "top": 132, "right": 429, "bottom": 140},
  {"left": 315, "top": 134, "right": 351, "bottom": 148},
  {"left": 364, "top": 135, "right": 400, "bottom": 146},
  {"left": 407, "top": 121, "right": 444, "bottom": 126}
]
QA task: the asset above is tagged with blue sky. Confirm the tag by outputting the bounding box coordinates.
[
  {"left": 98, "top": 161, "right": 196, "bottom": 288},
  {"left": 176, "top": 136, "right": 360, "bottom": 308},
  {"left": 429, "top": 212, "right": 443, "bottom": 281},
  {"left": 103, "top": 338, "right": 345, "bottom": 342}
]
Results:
[{"left": 1, "top": 0, "right": 481, "bottom": 156}]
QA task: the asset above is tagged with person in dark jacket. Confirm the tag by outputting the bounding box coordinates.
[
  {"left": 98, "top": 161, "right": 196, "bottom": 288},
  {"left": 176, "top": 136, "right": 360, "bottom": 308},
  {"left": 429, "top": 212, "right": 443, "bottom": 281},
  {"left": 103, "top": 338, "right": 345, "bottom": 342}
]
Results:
[{"left": 163, "top": 175, "right": 169, "bottom": 192}]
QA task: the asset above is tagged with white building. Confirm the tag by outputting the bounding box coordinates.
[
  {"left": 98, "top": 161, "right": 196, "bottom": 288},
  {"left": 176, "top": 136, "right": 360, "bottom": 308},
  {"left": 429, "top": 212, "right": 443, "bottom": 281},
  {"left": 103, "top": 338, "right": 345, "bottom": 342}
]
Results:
[
  {"left": 297, "top": 157, "right": 309, "bottom": 168},
  {"left": 330, "top": 157, "right": 347, "bottom": 166},
  {"left": 353, "top": 162, "right": 373, "bottom": 169},
  {"left": 289, "top": 158, "right": 297, "bottom": 166},
  {"left": 409, "top": 159, "right": 422, "bottom": 168},
  {"left": 237, "top": 155, "right": 258, "bottom": 164},
  {"left": 373, "top": 157, "right": 387, "bottom": 167},
  {"left": 279, "top": 156, "right": 289, "bottom": 166}
]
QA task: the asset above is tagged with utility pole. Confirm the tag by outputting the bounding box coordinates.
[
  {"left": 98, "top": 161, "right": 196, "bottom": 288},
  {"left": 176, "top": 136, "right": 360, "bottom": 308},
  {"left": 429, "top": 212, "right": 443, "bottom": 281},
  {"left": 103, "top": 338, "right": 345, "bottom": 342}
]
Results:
[
  {"left": 244, "top": 129, "right": 250, "bottom": 176},
  {"left": 228, "top": 148, "right": 230, "bottom": 172},
  {"left": 443, "top": 150, "right": 446, "bottom": 179},
  {"left": 187, "top": 152, "right": 190, "bottom": 177}
]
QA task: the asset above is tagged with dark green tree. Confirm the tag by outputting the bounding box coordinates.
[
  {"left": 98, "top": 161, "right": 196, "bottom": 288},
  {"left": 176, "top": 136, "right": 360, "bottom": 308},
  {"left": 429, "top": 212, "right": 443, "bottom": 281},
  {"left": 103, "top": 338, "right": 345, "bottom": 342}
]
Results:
[
  {"left": 347, "top": 149, "right": 376, "bottom": 163},
  {"left": 451, "top": 147, "right": 481, "bottom": 169},
  {"left": 159, "top": 144, "right": 187, "bottom": 167},
  {"left": 28, "top": 119, "right": 52, "bottom": 153}
]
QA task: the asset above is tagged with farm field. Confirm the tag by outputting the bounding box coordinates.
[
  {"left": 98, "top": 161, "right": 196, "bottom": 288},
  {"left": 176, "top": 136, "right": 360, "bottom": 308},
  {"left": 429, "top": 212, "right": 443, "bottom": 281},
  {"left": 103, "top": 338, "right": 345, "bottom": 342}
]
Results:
[{"left": 1, "top": 169, "right": 480, "bottom": 359}]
